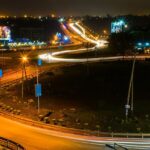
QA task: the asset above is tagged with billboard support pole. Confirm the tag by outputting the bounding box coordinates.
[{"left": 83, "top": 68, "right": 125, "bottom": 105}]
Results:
[{"left": 36, "top": 67, "right": 40, "bottom": 113}]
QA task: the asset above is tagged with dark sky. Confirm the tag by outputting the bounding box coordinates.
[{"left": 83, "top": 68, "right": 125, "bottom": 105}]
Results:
[{"left": 0, "top": 0, "right": 150, "bottom": 16}]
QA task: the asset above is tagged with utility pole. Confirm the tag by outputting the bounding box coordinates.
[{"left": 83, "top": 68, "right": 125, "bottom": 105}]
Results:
[
  {"left": 22, "top": 65, "right": 24, "bottom": 99},
  {"left": 36, "top": 67, "right": 40, "bottom": 113},
  {"left": 21, "top": 56, "right": 28, "bottom": 99},
  {"left": 125, "top": 53, "right": 136, "bottom": 120},
  {"left": 22, "top": 63, "right": 26, "bottom": 99},
  {"left": 131, "top": 78, "right": 134, "bottom": 113},
  {"left": 36, "top": 59, "right": 42, "bottom": 113},
  {"left": 86, "top": 42, "right": 90, "bottom": 76}
]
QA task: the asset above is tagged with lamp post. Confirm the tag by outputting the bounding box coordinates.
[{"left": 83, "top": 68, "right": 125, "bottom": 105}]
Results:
[
  {"left": 85, "top": 42, "right": 90, "bottom": 76},
  {"left": 125, "top": 52, "right": 136, "bottom": 120},
  {"left": 0, "top": 69, "right": 3, "bottom": 96},
  {"left": 21, "top": 56, "right": 28, "bottom": 99},
  {"left": 36, "top": 58, "right": 42, "bottom": 113},
  {"left": 36, "top": 67, "right": 40, "bottom": 113}
]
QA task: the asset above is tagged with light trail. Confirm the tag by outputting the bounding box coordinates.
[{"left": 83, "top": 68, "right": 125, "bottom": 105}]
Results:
[
  {"left": 39, "top": 47, "right": 150, "bottom": 63},
  {"left": 39, "top": 22, "right": 110, "bottom": 63},
  {"left": 69, "top": 22, "right": 108, "bottom": 48},
  {"left": 39, "top": 22, "right": 150, "bottom": 64}
]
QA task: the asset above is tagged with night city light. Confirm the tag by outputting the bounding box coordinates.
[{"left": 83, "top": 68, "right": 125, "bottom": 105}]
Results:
[{"left": 0, "top": 0, "right": 149, "bottom": 150}]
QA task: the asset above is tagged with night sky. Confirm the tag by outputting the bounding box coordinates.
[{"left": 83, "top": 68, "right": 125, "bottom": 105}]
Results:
[{"left": 0, "top": 0, "right": 149, "bottom": 16}]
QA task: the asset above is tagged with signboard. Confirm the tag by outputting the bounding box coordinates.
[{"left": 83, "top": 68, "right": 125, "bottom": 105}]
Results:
[
  {"left": 0, "top": 26, "right": 11, "bottom": 41},
  {"left": 35, "top": 83, "right": 42, "bottom": 97},
  {"left": 111, "top": 20, "right": 126, "bottom": 33},
  {"left": 38, "top": 59, "right": 42, "bottom": 66},
  {"left": 0, "top": 69, "right": 3, "bottom": 77}
]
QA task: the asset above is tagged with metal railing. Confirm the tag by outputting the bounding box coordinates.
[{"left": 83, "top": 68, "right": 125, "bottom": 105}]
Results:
[
  {"left": 105, "top": 143, "right": 128, "bottom": 150},
  {"left": 0, "top": 136, "right": 25, "bottom": 150}
]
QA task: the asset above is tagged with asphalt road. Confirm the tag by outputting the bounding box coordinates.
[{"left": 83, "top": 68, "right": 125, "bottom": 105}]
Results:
[
  {"left": 1, "top": 115, "right": 150, "bottom": 150},
  {"left": 0, "top": 116, "right": 105, "bottom": 150}
]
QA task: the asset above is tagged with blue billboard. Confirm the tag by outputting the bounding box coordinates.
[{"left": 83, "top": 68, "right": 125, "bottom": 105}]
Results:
[{"left": 35, "top": 83, "right": 42, "bottom": 97}]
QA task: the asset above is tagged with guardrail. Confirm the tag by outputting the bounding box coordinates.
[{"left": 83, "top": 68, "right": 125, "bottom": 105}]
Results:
[
  {"left": 0, "top": 136, "right": 25, "bottom": 150},
  {"left": 105, "top": 143, "right": 128, "bottom": 150},
  {"left": 1, "top": 110, "right": 150, "bottom": 139}
]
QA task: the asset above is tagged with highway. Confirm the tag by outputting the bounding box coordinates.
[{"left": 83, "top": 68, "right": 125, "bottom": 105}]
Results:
[
  {"left": 0, "top": 115, "right": 104, "bottom": 150},
  {"left": 39, "top": 46, "right": 150, "bottom": 63},
  {"left": 69, "top": 22, "right": 108, "bottom": 47},
  {"left": 39, "top": 22, "right": 110, "bottom": 63},
  {"left": 39, "top": 22, "right": 150, "bottom": 63},
  {"left": 1, "top": 115, "right": 150, "bottom": 150},
  {"left": 60, "top": 23, "right": 86, "bottom": 44}
]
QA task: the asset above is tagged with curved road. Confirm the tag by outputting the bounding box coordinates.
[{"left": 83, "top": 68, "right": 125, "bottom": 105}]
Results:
[
  {"left": 0, "top": 115, "right": 105, "bottom": 150},
  {"left": 1, "top": 115, "right": 150, "bottom": 150},
  {"left": 39, "top": 47, "right": 150, "bottom": 63}
]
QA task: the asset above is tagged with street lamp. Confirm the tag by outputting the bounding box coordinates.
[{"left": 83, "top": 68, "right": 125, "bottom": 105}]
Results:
[
  {"left": 22, "top": 56, "right": 28, "bottom": 63},
  {"left": 103, "top": 30, "right": 107, "bottom": 35},
  {"left": 36, "top": 59, "right": 42, "bottom": 113},
  {"left": 21, "top": 55, "right": 28, "bottom": 99},
  {"left": 125, "top": 52, "right": 136, "bottom": 120}
]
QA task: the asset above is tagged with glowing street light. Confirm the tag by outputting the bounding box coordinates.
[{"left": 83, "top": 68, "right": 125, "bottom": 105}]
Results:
[
  {"left": 59, "top": 18, "right": 65, "bottom": 23},
  {"left": 145, "top": 42, "right": 150, "bottom": 46},
  {"left": 52, "top": 40, "right": 56, "bottom": 45},
  {"left": 24, "top": 14, "right": 27, "bottom": 18},
  {"left": 21, "top": 55, "right": 28, "bottom": 99},
  {"left": 32, "top": 46, "right": 36, "bottom": 50},
  {"left": 51, "top": 14, "right": 55, "bottom": 18},
  {"left": 138, "top": 43, "right": 142, "bottom": 46},
  {"left": 21, "top": 56, "right": 28, "bottom": 64},
  {"left": 125, "top": 24, "right": 128, "bottom": 28},
  {"left": 54, "top": 35, "right": 58, "bottom": 41},
  {"left": 103, "top": 30, "right": 106, "bottom": 34}
]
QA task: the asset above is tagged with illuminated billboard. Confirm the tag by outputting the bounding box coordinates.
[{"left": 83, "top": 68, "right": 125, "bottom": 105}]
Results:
[
  {"left": 0, "top": 26, "right": 11, "bottom": 41},
  {"left": 111, "top": 20, "right": 128, "bottom": 33}
]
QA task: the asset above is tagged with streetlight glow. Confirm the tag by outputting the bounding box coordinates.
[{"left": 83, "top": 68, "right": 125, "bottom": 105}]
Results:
[{"left": 22, "top": 56, "right": 28, "bottom": 63}]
